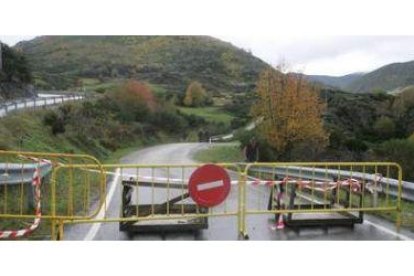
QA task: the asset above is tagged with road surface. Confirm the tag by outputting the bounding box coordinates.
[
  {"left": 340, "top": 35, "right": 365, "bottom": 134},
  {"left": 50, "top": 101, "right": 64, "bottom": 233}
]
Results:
[{"left": 63, "top": 143, "right": 414, "bottom": 240}]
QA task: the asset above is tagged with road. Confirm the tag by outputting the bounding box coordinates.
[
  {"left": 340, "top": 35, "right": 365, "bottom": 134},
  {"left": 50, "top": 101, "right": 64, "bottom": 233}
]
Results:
[{"left": 63, "top": 143, "right": 414, "bottom": 240}]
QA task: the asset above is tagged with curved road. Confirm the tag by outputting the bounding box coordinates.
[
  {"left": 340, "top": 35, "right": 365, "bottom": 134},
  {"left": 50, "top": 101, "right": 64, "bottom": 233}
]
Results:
[{"left": 63, "top": 143, "right": 414, "bottom": 240}]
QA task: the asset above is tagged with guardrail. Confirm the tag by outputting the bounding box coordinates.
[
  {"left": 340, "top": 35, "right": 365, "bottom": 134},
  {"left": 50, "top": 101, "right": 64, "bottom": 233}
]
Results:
[
  {"left": 249, "top": 164, "right": 414, "bottom": 202},
  {"left": 209, "top": 118, "right": 262, "bottom": 143},
  {"left": 0, "top": 92, "right": 87, "bottom": 118},
  {"left": 0, "top": 163, "right": 52, "bottom": 185}
]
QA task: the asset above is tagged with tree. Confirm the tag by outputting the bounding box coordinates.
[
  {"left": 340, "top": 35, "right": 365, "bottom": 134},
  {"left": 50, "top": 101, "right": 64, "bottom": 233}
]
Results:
[
  {"left": 251, "top": 68, "right": 328, "bottom": 157},
  {"left": 183, "top": 81, "right": 208, "bottom": 107},
  {"left": 112, "top": 80, "right": 157, "bottom": 122},
  {"left": 0, "top": 42, "right": 32, "bottom": 83}
]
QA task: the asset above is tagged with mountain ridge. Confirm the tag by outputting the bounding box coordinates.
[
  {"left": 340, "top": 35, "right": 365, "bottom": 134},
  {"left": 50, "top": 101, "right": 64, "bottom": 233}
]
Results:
[{"left": 305, "top": 59, "right": 414, "bottom": 93}]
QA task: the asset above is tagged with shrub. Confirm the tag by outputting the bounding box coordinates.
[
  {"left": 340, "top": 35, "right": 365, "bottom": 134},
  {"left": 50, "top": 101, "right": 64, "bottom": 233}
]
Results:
[
  {"left": 374, "top": 139, "right": 414, "bottom": 180},
  {"left": 43, "top": 110, "right": 65, "bottom": 135},
  {"left": 110, "top": 80, "right": 157, "bottom": 122}
]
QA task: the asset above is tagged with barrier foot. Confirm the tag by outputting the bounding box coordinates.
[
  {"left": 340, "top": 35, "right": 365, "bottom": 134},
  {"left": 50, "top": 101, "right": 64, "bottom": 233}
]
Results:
[
  {"left": 239, "top": 232, "right": 249, "bottom": 240},
  {"left": 57, "top": 221, "right": 64, "bottom": 241}
]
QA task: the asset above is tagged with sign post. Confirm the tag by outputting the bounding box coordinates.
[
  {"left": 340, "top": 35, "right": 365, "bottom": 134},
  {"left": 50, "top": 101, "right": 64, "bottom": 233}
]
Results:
[{"left": 188, "top": 164, "right": 231, "bottom": 207}]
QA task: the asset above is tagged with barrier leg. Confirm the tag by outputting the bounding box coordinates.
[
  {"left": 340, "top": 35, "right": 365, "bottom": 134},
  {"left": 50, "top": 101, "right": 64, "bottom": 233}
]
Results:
[
  {"left": 51, "top": 220, "right": 57, "bottom": 240},
  {"left": 238, "top": 173, "right": 249, "bottom": 240},
  {"left": 396, "top": 209, "right": 401, "bottom": 232}
]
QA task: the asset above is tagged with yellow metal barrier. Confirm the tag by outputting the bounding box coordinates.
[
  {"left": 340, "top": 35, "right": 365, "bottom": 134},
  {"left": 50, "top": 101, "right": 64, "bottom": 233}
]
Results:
[
  {"left": 242, "top": 162, "right": 402, "bottom": 238},
  {"left": 0, "top": 150, "right": 105, "bottom": 240},
  {"left": 0, "top": 151, "right": 406, "bottom": 240},
  {"left": 56, "top": 163, "right": 243, "bottom": 240}
]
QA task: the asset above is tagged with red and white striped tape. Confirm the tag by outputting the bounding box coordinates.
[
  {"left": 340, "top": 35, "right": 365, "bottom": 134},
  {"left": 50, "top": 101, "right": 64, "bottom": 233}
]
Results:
[
  {"left": 246, "top": 177, "right": 362, "bottom": 192},
  {"left": 0, "top": 157, "right": 51, "bottom": 239}
]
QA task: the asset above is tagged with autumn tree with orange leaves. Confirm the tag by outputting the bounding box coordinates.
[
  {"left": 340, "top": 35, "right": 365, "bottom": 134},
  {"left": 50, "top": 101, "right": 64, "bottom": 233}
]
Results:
[
  {"left": 251, "top": 68, "right": 328, "bottom": 159},
  {"left": 113, "top": 80, "right": 157, "bottom": 122}
]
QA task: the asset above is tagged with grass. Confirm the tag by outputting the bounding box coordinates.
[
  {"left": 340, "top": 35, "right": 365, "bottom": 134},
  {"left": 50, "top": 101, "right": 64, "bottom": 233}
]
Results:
[
  {"left": 0, "top": 110, "right": 91, "bottom": 156},
  {"left": 80, "top": 79, "right": 123, "bottom": 93},
  {"left": 178, "top": 106, "right": 235, "bottom": 126},
  {"left": 193, "top": 143, "right": 243, "bottom": 163}
]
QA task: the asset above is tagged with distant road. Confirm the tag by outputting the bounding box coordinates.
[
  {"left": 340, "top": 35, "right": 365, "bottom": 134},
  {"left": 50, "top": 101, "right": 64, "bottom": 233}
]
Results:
[{"left": 0, "top": 92, "right": 84, "bottom": 118}]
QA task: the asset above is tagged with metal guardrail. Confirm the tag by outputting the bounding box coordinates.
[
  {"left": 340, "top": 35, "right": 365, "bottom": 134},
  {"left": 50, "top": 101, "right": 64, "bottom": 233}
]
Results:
[
  {"left": 0, "top": 92, "right": 87, "bottom": 118},
  {"left": 0, "top": 163, "right": 52, "bottom": 185},
  {"left": 209, "top": 118, "right": 262, "bottom": 143},
  {"left": 249, "top": 165, "right": 414, "bottom": 202}
]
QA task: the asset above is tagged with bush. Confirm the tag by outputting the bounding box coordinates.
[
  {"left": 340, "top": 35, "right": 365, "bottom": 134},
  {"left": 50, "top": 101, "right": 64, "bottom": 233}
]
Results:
[
  {"left": 149, "top": 110, "right": 188, "bottom": 133},
  {"left": 374, "top": 139, "right": 414, "bottom": 180},
  {"left": 109, "top": 80, "right": 157, "bottom": 122},
  {"left": 43, "top": 110, "right": 65, "bottom": 135}
]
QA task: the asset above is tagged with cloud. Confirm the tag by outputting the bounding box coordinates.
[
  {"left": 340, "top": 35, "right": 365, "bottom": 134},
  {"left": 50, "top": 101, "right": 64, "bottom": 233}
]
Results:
[{"left": 218, "top": 35, "right": 414, "bottom": 76}]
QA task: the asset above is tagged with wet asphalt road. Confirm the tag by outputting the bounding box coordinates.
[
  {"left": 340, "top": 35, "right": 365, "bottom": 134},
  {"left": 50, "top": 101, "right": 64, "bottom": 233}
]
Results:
[{"left": 63, "top": 143, "right": 414, "bottom": 241}]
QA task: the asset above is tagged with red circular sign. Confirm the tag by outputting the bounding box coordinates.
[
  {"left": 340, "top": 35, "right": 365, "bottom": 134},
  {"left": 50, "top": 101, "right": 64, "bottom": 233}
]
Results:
[{"left": 188, "top": 164, "right": 231, "bottom": 207}]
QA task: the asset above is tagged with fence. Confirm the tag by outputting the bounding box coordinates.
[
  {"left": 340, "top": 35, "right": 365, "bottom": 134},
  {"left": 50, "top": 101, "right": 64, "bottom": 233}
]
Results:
[
  {"left": 0, "top": 150, "right": 105, "bottom": 240},
  {"left": 57, "top": 163, "right": 243, "bottom": 240},
  {"left": 242, "top": 162, "right": 403, "bottom": 237},
  {"left": 0, "top": 150, "right": 405, "bottom": 240}
]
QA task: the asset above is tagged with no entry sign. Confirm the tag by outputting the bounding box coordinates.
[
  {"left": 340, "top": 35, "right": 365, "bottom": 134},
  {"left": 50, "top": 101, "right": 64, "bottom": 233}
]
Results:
[{"left": 188, "top": 164, "right": 231, "bottom": 207}]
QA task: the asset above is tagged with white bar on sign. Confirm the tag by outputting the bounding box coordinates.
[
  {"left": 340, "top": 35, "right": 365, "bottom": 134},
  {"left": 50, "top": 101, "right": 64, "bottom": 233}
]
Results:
[{"left": 197, "top": 180, "right": 224, "bottom": 191}]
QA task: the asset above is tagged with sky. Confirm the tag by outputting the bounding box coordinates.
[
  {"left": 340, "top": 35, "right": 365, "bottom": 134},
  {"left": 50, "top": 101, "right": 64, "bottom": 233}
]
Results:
[{"left": 1, "top": 35, "right": 414, "bottom": 76}]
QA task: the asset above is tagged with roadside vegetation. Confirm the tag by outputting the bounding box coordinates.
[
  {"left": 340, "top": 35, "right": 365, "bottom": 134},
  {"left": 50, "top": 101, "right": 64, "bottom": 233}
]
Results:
[
  {"left": 232, "top": 68, "right": 414, "bottom": 182},
  {"left": 0, "top": 80, "right": 228, "bottom": 159}
]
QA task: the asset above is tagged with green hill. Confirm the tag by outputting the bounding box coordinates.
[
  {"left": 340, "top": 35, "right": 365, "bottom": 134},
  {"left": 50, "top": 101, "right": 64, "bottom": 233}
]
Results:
[
  {"left": 15, "top": 36, "right": 270, "bottom": 94},
  {"left": 306, "top": 73, "right": 363, "bottom": 90},
  {"left": 346, "top": 60, "right": 414, "bottom": 93},
  {"left": 305, "top": 60, "right": 414, "bottom": 94}
]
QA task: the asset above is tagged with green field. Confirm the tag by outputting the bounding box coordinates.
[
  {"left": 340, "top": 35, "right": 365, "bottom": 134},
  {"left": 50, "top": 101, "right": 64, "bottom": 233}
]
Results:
[
  {"left": 178, "top": 106, "right": 235, "bottom": 126},
  {"left": 193, "top": 143, "right": 243, "bottom": 163}
]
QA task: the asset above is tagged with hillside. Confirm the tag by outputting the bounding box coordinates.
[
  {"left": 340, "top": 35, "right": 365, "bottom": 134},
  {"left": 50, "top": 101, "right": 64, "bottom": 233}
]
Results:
[
  {"left": 346, "top": 61, "right": 414, "bottom": 93},
  {"left": 307, "top": 73, "right": 363, "bottom": 90},
  {"left": 15, "top": 36, "right": 270, "bottom": 94},
  {"left": 347, "top": 60, "right": 414, "bottom": 93},
  {"left": 304, "top": 60, "right": 414, "bottom": 94}
]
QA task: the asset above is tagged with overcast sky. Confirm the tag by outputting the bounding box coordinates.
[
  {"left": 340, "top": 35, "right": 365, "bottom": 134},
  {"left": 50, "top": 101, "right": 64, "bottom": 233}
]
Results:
[{"left": 2, "top": 35, "right": 414, "bottom": 76}]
